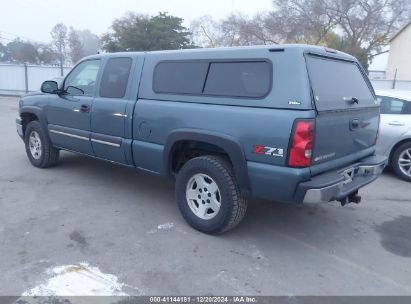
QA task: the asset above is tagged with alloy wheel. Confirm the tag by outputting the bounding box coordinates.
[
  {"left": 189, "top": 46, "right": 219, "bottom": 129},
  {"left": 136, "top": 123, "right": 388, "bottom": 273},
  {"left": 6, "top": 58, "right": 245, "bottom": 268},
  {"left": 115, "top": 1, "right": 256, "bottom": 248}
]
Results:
[
  {"left": 186, "top": 173, "right": 221, "bottom": 220},
  {"left": 29, "top": 131, "right": 42, "bottom": 160},
  {"left": 398, "top": 148, "right": 411, "bottom": 177}
]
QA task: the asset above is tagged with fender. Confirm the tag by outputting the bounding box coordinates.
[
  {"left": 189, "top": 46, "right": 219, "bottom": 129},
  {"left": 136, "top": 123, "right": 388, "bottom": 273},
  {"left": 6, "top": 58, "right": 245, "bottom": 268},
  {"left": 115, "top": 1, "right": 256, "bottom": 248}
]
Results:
[
  {"left": 19, "top": 106, "right": 48, "bottom": 135},
  {"left": 164, "top": 129, "right": 250, "bottom": 193}
]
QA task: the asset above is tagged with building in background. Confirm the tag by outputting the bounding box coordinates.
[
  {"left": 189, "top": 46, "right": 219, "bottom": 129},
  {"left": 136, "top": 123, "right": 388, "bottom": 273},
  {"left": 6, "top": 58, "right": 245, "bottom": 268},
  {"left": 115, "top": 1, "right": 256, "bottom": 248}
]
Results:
[
  {"left": 368, "top": 70, "right": 386, "bottom": 80},
  {"left": 386, "top": 20, "right": 411, "bottom": 80}
]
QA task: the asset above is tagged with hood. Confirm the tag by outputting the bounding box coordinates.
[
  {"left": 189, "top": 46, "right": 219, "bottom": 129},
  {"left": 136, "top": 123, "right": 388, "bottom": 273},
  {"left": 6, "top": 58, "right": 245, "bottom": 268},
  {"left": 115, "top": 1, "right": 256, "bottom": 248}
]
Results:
[{"left": 23, "top": 91, "right": 45, "bottom": 97}]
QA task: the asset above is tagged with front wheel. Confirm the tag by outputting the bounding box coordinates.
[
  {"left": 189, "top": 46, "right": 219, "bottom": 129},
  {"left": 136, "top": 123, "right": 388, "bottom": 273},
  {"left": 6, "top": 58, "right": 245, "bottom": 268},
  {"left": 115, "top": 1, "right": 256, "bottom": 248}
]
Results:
[
  {"left": 392, "top": 142, "right": 411, "bottom": 182},
  {"left": 175, "top": 155, "right": 248, "bottom": 234},
  {"left": 24, "top": 121, "right": 59, "bottom": 168}
]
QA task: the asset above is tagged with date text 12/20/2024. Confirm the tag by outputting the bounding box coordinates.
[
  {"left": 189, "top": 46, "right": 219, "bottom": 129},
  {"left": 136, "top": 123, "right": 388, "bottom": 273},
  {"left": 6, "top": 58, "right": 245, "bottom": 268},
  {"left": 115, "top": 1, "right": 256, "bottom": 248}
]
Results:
[{"left": 149, "top": 296, "right": 257, "bottom": 303}]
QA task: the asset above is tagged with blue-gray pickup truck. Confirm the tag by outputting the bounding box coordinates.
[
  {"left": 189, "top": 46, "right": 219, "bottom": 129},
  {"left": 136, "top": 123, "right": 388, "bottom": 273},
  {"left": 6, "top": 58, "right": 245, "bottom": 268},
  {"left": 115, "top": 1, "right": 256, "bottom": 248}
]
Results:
[{"left": 16, "top": 45, "right": 387, "bottom": 233}]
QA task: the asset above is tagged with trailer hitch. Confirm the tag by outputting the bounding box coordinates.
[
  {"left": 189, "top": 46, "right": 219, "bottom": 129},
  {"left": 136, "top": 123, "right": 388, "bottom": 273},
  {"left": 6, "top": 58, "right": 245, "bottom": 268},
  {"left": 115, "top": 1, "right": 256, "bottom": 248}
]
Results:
[{"left": 339, "top": 191, "right": 362, "bottom": 206}]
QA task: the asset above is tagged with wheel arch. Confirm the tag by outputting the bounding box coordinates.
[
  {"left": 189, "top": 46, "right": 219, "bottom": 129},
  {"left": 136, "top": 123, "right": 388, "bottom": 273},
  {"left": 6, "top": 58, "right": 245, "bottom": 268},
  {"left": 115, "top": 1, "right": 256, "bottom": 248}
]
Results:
[
  {"left": 164, "top": 129, "right": 250, "bottom": 194},
  {"left": 20, "top": 106, "right": 46, "bottom": 136}
]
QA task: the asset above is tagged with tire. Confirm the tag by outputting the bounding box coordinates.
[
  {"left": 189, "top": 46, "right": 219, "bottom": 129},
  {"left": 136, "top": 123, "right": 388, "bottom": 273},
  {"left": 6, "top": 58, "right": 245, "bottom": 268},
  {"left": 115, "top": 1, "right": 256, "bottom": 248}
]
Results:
[
  {"left": 391, "top": 142, "right": 411, "bottom": 182},
  {"left": 24, "top": 121, "right": 59, "bottom": 168},
  {"left": 175, "top": 155, "right": 248, "bottom": 234}
]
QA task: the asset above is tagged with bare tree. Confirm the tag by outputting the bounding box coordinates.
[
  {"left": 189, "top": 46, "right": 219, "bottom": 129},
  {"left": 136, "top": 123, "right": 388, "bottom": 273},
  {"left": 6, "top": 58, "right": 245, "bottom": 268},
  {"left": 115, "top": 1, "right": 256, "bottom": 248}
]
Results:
[
  {"left": 191, "top": 13, "right": 280, "bottom": 48},
  {"left": 68, "top": 27, "right": 84, "bottom": 64},
  {"left": 265, "top": 0, "right": 337, "bottom": 44},
  {"left": 190, "top": 15, "right": 221, "bottom": 47},
  {"left": 328, "top": 0, "right": 411, "bottom": 59},
  {"left": 51, "top": 23, "right": 68, "bottom": 74},
  {"left": 35, "top": 43, "right": 59, "bottom": 64},
  {"left": 77, "top": 29, "right": 100, "bottom": 56},
  {"left": 220, "top": 13, "right": 279, "bottom": 46},
  {"left": 267, "top": 0, "right": 411, "bottom": 68},
  {"left": 190, "top": 0, "right": 411, "bottom": 69}
]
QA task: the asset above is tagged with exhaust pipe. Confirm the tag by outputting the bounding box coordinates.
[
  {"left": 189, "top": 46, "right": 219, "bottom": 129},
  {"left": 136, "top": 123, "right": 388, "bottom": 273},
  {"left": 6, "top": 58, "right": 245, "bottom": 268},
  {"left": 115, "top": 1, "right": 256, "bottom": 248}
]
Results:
[{"left": 339, "top": 191, "right": 362, "bottom": 206}]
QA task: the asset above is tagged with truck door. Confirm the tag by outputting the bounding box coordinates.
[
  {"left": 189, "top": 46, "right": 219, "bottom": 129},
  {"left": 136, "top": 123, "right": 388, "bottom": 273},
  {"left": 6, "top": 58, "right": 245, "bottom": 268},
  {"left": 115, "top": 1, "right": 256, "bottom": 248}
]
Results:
[
  {"left": 90, "top": 57, "right": 135, "bottom": 164},
  {"left": 46, "top": 59, "right": 101, "bottom": 155}
]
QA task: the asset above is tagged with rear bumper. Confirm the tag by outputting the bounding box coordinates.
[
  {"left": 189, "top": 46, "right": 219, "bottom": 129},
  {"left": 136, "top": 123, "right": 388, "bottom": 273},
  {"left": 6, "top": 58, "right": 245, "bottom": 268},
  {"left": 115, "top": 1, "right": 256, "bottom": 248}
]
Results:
[
  {"left": 16, "top": 118, "right": 23, "bottom": 139},
  {"left": 295, "top": 155, "right": 387, "bottom": 204}
]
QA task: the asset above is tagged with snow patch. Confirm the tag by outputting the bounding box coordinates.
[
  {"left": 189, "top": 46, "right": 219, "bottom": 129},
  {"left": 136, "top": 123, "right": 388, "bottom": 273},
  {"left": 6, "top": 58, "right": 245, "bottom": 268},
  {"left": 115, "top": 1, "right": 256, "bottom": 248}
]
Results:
[
  {"left": 148, "top": 222, "right": 175, "bottom": 233},
  {"left": 22, "top": 263, "right": 128, "bottom": 296},
  {"left": 157, "top": 222, "right": 174, "bottom": 230}
]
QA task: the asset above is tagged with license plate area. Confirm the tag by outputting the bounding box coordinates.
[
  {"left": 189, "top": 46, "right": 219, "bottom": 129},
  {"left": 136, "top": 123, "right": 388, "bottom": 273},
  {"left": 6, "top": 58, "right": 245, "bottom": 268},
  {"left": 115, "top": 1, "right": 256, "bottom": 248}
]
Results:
[{"left": 342, "top": 167, "right": 356, "bottom": 184}]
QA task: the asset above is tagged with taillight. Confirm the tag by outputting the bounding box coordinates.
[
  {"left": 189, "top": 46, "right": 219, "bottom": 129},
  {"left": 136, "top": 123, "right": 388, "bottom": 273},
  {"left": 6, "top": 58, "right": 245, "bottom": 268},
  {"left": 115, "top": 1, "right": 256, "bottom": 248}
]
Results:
[{"left": 288, "top": 119, "right": 315, "bottom": 167}]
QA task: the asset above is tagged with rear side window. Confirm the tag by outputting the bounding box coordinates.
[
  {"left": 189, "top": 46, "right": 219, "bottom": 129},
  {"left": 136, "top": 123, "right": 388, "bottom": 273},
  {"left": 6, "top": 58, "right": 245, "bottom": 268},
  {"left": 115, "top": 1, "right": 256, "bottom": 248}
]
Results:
[
  {"left": 204, "top": 62, "right": 271, "bottom": 98},
  {"left": 100, "top": 57, "right": 132, "bottom": 98},
  {"left": 153, "top": 61, "right": 209, "bottom": 94},
  {"left": 306, "top": 56, "right": 375, "bottom": 111},
  {"left": 152, "top": 60, "right": 272, "bottom": 98},
  {"left": 377, "top": 96, "right": 411, "bottom": 114}
]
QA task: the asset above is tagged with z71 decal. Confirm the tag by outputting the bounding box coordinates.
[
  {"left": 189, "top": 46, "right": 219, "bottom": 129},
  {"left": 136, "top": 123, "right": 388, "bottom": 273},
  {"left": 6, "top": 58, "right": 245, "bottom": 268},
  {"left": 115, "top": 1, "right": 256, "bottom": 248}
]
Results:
[{"left": 253, "top": 145, "right": 284, "bottom": 157}]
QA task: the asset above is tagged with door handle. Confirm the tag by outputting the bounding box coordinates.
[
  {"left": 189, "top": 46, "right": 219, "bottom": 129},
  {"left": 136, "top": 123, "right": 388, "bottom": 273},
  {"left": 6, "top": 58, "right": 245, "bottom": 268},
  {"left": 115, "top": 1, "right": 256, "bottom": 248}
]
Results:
[
  {"left": 388, "top": 121, "right": 405, "bottom": 126},
  {"left": 79, "top": 104, "right": 90, "bottom": 113}
]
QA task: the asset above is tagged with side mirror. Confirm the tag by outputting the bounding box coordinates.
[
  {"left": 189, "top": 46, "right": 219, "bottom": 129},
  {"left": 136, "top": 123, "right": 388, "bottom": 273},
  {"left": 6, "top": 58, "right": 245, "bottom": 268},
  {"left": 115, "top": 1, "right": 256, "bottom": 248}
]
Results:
[{"left": 41, "top": 81, "right": 59, "bottom": 94}]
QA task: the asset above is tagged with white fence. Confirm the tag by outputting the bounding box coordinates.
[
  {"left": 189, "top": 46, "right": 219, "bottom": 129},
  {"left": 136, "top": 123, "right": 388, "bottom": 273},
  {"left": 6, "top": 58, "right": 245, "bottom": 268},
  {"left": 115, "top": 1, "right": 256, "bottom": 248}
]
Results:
[
  {"left": 1, "top": 63, "right": 410, "bottom": 96},
  {"left": 370, "top": 79, "right": 411, "bottom": 91},
  {"left": 0, "top": 63, "right": 72, "bottom": 96}
]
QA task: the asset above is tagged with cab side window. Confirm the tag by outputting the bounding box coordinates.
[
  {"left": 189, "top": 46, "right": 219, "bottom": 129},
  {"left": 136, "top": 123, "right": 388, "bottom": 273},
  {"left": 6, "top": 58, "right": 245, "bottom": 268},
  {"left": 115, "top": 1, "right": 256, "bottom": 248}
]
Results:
[
  {"left": 203, "top": 61, "right": 271, "bottom": 98},
  {"left": 378, "top": 96, "right": 410, "bottom": 114},
  {"left": 152, "top": 60, "right": 272, "bottom": 98},
  {"left": 99, "top": 57, "right": 132, "bottom": 98},
  {"left": 64, "top": 60, "right": 101, "bottom": 96}
]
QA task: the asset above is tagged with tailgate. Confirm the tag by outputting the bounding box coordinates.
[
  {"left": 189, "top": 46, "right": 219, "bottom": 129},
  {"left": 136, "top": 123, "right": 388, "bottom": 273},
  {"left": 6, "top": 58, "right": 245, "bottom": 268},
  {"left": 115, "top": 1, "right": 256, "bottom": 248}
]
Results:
[{"left": 306, "top": 54, "right": 379, "bottom": 166}]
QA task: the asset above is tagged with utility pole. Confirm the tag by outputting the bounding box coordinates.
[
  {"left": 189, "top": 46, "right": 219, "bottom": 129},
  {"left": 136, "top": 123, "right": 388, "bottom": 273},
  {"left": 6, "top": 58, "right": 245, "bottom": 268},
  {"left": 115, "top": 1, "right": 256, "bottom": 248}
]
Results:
[
  {"left": 392, "top": 68, "right": 397, "bottom": 89},
  {"left": 24, "top": 63, "right": 29, "bottom": 93},
  {"left": 59, "top": 43, "right": 64, "bottom": 76}
]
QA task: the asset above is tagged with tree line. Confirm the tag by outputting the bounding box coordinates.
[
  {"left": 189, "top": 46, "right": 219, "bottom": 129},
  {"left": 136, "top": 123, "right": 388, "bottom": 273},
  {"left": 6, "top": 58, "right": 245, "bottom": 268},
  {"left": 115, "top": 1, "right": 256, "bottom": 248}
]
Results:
[
  {"left": 190, "top": 0, "right": 411, "bottom": 70},
  {"left": 0, "top": 25, "right": 100, "bottom": 65},
  {"left": 1, "top": 0, "right": 410, "bottom": 70}
]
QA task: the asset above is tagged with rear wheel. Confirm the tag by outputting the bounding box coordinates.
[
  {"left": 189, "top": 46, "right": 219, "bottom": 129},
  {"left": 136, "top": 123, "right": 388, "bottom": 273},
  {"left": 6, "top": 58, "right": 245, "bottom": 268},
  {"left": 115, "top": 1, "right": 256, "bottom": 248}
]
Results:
[
  {"left": 175, "top": 155, "right": 248, "bottom": 234},
  {"left": 392, "top": 142, "right": 411, "bottom": 182},
  {"left": 24, "top": 121, "right": 59, "bottom": 168}
]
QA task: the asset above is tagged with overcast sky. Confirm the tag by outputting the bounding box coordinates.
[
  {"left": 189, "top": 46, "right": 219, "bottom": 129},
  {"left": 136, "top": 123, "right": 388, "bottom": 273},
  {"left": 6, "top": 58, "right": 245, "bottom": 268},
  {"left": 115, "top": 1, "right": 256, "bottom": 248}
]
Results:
[
  {"left": 0, "top": 0, "right": 386, "bottom": 69},
  {"left": 0, "top": 0, "right": 272, "bottom": 43}
]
